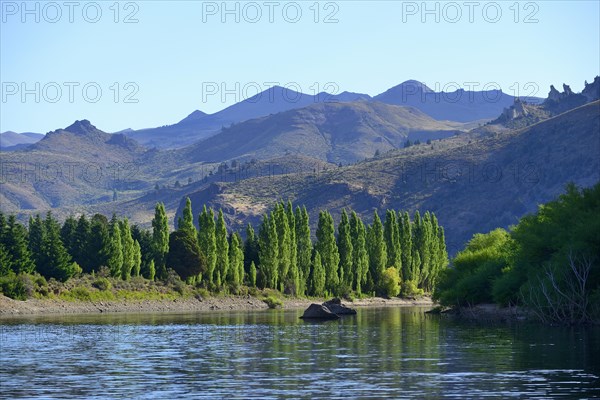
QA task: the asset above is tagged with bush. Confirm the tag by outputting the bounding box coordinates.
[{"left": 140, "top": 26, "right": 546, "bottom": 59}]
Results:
[
  {"left": 263, "top": 295, "right": 283, "bottom": 309},
  {"left": 401, "top": 280, "right": 424, "bottom": 297},
  {"left": 0, "top": 273, "right": 29, "bottom": 300},
  {"left": 92, "top": 277, "right": 112, "bottom": 291},
  {"left": 68, "top": 286, "right": 92, "bottom": 301},
  {"left": 381, "top": 267, "right": 400, "bottom": 298}
]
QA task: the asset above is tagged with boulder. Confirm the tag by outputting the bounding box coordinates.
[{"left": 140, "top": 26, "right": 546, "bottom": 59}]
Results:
[
  {"left": 300, "top": 304, "right": 340, "bottom": 320},
  {"left": 323, "top": 298, "right": 357, "bottom": 315}
]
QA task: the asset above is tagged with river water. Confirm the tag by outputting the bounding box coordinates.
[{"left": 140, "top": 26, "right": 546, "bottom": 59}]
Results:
[{"left": 1, "top": 307, "right": 598, "bottom": 399}]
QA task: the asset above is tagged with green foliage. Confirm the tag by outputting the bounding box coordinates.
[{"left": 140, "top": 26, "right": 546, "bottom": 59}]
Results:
[
  {"left": 3, "top": 215, "right": 35, "bottom": 274},
  {"left": 350, "top": 211, "right": 369, "bottom": 295},
  {"left": 228, "top": 232, "right": 244, "bottom": 286},
  {"left": 381, "top": 267, "right": 400, "bottom": 298},
  {"left": 367, "top": 211, "right": 387, "bottom": 293},
  {"left": 316, "top": 210, "right": 340, "bottom": 294},
  {"left": 167, "top": 229, "right": 206, "bottom": 281},
  {"left": 198, "top": 206, "right": 217, "bottom": 285},
  {"left": 401, "top": 280, "right": 424, "bottom": 297},
  {"left": 0, "top": 272, "right": 29, "bottom": 300},
  {"left": 120, "top": 218, "right": 135, "bottom": 280},
  {"left": 295, "top": 206, "right": 312, "bottom": 296},
  {"left": 178, "top": 197, "right": 196, "bottom": 234},
  {"left": 337, "top": 210, "right": 354, "bottom": 289},
  {"left": 37, "top": 212, "right": 77, "bottom": 281},
  {"left": 92, "top": 277, "right": 112, "bottom": 291},
  {"left": 258, "top": 213, "right": 278, "bottom": 289},
  {"left": 215, "top": 209, "right": 229, "bottom": 286},
  {"left": 434, "top": 228, "right": 511, "bottom": 307},
  {"left": 106, "top": 215, "right": 123, "bottom": 278},
  {"left": 263, "top": 295, "right": 283, "bottom": 309},
  {"left": 384, "top": 210, "right": 401, "bottom": 273},
  {"left": 310, "top": 250, "right": 326, "bottom": 296},
  {"left": 152, "top": 203, "right": 169, "bottom": 280},
  {"left": 249, "top": 261, "right": 257, "bottom": 287}
]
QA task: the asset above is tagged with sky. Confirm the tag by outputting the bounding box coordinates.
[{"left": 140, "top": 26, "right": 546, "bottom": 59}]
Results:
[{"left": 1, "top": 0, "right": 599, "bottom": 133}]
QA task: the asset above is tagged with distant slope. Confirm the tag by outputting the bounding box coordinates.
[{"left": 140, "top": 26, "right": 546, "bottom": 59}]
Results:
[
  {"left": 126, "top": 86, "right": 371, "bottom": 149},
  {"left": 0, "top": 131, "right": 44, "bottom": 150},
  {"left": 374, "top": 80, "right": 542, "bottom": 122},
  {"left": 178, "top": 101, "right": 600, "bottom": 253},
  {"left": 181, "top": 101, "right": 466, "bottom": 165},
  {"left": 0, "top": 120, "right": 149, "bottom": 212}
]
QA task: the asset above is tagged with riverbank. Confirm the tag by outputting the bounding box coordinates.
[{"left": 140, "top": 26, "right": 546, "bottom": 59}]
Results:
[
  {"left": 0, "top": 294, "right": 433, "bottom": 317},
  {"left": 439, "top": 303, "right": 532, "bottom": 322}
]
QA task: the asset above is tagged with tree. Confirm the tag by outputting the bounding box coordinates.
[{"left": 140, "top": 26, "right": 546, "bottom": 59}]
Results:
[
  {"left": 152, "top": 203, "right": 169, "bottom": 280},
  {"left": 244, "top": 223, "right": 259, "bottom": 273},
  {"left": 274, "top": 203, "right": 291, "bottom": 291},
  {"left": 249, "top": 261, "right": 257, "bottom": 287},
  {"left": 315, "top": 210, "right": 340, "bottom": 295},
  {"left": 295, "top": 206, "right": 312, "bottom": 296},
  {"left": 4, "top": 216, "right": 34, "bottom": 274},
  {"left": 72, "top": 215, "right": 91, "bottom": 271},
  {"left": 132, "top": 224, "right": 153, "bottom": 279},
  {"left": 367, "top": 211, "right": 387, "bottom": 294},
  {"left": 258, "top": 214, "right": 278, "bottom": 289},
  {"left": 87, "top": 214, "right": 110, "bottom": 272},
  {"left": 132, "top": 239, "right": 142, "bottom": 277},
  {"left": 28, "top": 215, "right": 44, "bottom": 271},
  {"left": 381, "top": 267, "right": 401, "bottom": 298},
  {"left": 167, "top": 230, "right": 206, "bottom": 281},
  {"left": 399, "top": 212, "right": 413, "bottom": 283},
  {"left": 350, "top": 211, "right": 369, "bottom": 294},
  {"left": 384, "top": 210, "right": 401, "bottom": 275},
  {"left": 215, "top": 209, "right": 229, "bottom": 286},
  {"left": 286, "top": 201, "right": 299, "bottom": 294},
  {"left": 120, "top": 218, "right": 135, "bottom": 280},
  {"left": 60, "top": 215, "right": 77, "bottom": 257},
  {"left": 337, "top": 210, "right": 353, "bottom": 289},
  {"left": 310, "top": 250, "right": 325, "bottom": 296},
  {"left": 198, "top": 206, "right": 217, "bottom": 284},
  {"left": 178, "top": 197, "right": 196, "bottom": 235},
  {"left": 38, "top": 212, "right": 78, "bottom": 281},
  {"left": 228, "top": 232, "right": 244, "bottom": 286},
  {"left": 106, "top": 215, "right": 123, "bottom": 278}
]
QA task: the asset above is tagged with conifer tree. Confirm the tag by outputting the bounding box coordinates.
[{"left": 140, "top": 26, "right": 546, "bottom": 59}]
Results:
[
  {"left": 120, "top": 218, "right": 135, "bottom": 280},
  {"left": 60, "top": 215, "right": 77, "bottom": 258},
  {"left": 39, "top": 212, "right": 76, "bottom": 281},
  {"left": 152, "top": 203, "right": 169, "bottom": 280},
  {"left": 28, "top": 215, "right": 44, "bottom": 271},
  {"left": 87, "top": 214, "right": 110, "bottom": 272},
  {"left": 0, "top": 243, "right": 11, "bottom": 276},
  {"left": 198, "top": 206, "right": 217, "bottom": 284},
  {"left": 215, "top": 209, "right": 229, "bottom": 285},
  {"left": 337, "top": 209, "right": 353, "bottom": 289},
  {"left": 350, "top": 211, "right": 369, "bottom": 294},
  {"left": 4, "top": 215, "right": 34, "bottom": 274},
  {"left": 72, "top": 215, "right": 91, "bottom": 271},
  {"left": 315, "top": 210, "right": 339, "bottom": 294}
]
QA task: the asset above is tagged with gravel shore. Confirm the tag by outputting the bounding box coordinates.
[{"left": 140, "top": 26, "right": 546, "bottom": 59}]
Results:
[{"left": 0, "top": 294, "right": 433, "bottom": 317}]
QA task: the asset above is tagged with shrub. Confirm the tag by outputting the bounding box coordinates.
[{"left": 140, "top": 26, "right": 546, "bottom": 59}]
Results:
[
  {"left": 401, "top": 280, "right": 424, "bottom": 297},
  {"left": 263, "top": 295, "right": 283, "bottom": 309},
  {"left": 381, "top": 267, "right": 400, "bottom": 298},
  {"left": 0, "top": 273, "right": 29, "bottom": 300},
  {"left": 92, "top": 277, "right": 112, "bottom": 291},
  {"left": 68, "top": 286, "right": 92, "bottom": 301}
]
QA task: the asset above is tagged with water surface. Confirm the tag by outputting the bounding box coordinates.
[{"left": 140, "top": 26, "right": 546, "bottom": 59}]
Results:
[{"left": 1, "top": 307, "right": 599, "bottom": 398}]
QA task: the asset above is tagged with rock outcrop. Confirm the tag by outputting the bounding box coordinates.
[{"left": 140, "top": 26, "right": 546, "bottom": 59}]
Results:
[
  {"left": 300, "top": 304, "right": 340, "bottom": 320},
  {"left": 323, "top": 298, "right": 357, "bottom": 315}
]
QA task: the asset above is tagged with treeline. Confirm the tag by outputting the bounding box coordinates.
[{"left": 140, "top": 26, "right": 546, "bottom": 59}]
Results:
[
  {"left": 0, "top": 200, "right": 448, "bottom": 298},
  {"left": 434, "top": 183, "right": 600, "bottom": 324}
]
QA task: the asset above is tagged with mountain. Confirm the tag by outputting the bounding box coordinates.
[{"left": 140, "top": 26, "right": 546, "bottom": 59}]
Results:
[
  {"left": 125, "top": 86, "right": 372, "bottom": 149},
  {"left": 180, "top": 101, "right": 467, "bottom": 165},
  {"left": 0, "top": 131, "right": 44, "bottom": 150},
  {"left": 177, "top": 100, "right": 600, "bottom": 253},
  {"left": 0, "top": 120, "right": 149, "bottom": 212},
  {"left": 374, "top": 80, "right": 543, "bottom": 122}
]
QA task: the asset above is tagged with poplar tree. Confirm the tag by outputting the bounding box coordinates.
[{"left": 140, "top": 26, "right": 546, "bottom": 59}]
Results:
[
  {"left": 350, "top": 211, "right": 368, "bottom": 294},
  {"left": 337, "top": 210, "right": 353, "bottom": 289},
  {"left": 179, "top": 197, "right": 196, "bottom": 234},
  {"left": 198, "top": 206, "right": 217, "bottom": 285},
  {"left": 244, "top": 223, "right": 259, "bottom": 272},
  {"left": 228, "top": 232, "right": 244, "bottom": 286},
  {"left": 384, "top": 210, "right": 401, "bottom": 276},
  {"left": 274, "top": 203, "right": 291, "bottom": 291},
  {"left": 152, "top": 203, "right": 169, "bottom": 280},
  {"left": 367, "top": 211, "right": 387, "bottom": 293},
  {"left": 399, "top": 212, "right": 413, "bottom": 283},
  {"left": 132, "top": 239, "right": 142, "bottom": 276},
  {"left": 310, "top": 250, "right": 325, "bottom": 296},
  {"left": 258, "top": 214, "right": 278, "bottom": 289},
  {"left": 315, "top": 210, "right": 339, "bottom": 295},
  {"left": 295, "top": 206, "right": 312, "bottom": 296},
  {"left": 120, "top": 218, "right": 135, "bottom": 280},
  {"left": 286, "top": 201, "right": 299, "bottom": 294},
  {"left": 215, "top": 209, "right": 229, "bottom": 285},
  {"left": 107, "top": 215, "right": 124, "bottom": 278},
  {"left": 249, "top": 261, "right": 257, "bottom": 287}
]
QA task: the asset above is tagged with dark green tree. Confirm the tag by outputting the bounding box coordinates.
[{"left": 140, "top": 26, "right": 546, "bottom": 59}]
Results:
[
  {"left": 350, "top": 211, "right": 369, "bottom": 294},
  {"left": 244, "top": 223, "right": 259, "bottom": 272},
  {"left": 28, "top": 215, "right": 44, "bottom": 271},
  {"left": 152, "top": 203, "right": 169, "bottom": 280},
  {"left": 367, "top": 211, "right": 387, "bottom": 294},
  {"left": 167, "top": 229, "right": 206, "bottom": 281},
  {"left": 72, "top": 215, "right": 91, "bottom": 271},
  {"left": 337, "top": 210, "right": 353, "bottom": 289},
  {"left": 215, "top": 209, "right": 229, "bottom": 285},
  {"left": 38, "top": 212, "right": 77, "bottom": 281},
  {"left": 87, "top": 214, "right": 110, "bottom": 272},
  {"left": 295, "top": 206, "right": 312, "bottom": 296},
  {"left": 4, "top": 216, "right": 34, "bottom": 274},
  {"left": 198, "top": 206, "right": 217, "bottom": 284},
  {"left": 315, "top": 210, "right": 340, "bottom": 295}
]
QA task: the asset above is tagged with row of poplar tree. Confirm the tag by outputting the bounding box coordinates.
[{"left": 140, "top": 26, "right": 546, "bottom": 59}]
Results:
[{"left": 0, "top": 199, "right": 448, "bottom": 296}]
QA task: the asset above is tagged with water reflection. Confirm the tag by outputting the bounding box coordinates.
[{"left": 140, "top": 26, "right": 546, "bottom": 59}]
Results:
[{"left": 1, "top": 307, "right": 599, "bottom": 398}]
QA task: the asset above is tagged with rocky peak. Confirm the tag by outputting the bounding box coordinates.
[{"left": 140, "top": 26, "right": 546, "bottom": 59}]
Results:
[
  {"left": 548, "top": 85, "right": 562, "bottom": 102},
  {"left": 64, "top": 119, "right": 97, "bottom": 135},
  {"left": 582, "top": 76, "right": 600, "bottom": 101}
]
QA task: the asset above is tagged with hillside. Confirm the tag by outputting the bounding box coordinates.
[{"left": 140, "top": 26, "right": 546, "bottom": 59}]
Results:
[
  {"left": 0, "top": 131, "right": 44, "bottom": 150},
  {"left": 178, "top": 101, "right": 600, "bottom": 253},
  {"left": 126, "top": 86, "right": 371, "bottom": 149},
  {"left": 181, "top": 101, "right": 467, "bottom": 165}
]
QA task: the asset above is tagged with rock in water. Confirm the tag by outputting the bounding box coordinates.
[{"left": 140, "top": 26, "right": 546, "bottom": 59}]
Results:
[
  {"left": 300, "top": 304, "right": 340, "bottom": 320},
  {"left": 323, "top": 298, "right": 357, "bottom": 315}
]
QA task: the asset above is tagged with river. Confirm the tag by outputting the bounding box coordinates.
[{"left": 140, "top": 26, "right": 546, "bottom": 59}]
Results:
[{"left": 1, "top": 306, "right": 598, "bottom": 398}]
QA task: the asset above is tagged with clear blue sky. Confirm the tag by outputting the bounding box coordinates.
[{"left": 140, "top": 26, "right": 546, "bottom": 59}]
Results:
[{"left": 1, "top": 0, "right": 599, "bottom": 133}]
